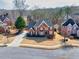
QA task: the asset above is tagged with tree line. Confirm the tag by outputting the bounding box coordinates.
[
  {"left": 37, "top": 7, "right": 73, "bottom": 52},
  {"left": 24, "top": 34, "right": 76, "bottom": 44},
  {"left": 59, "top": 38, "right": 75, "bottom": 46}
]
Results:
[{"left": 13, "top": 0, "right": 73, "bottom": 32}]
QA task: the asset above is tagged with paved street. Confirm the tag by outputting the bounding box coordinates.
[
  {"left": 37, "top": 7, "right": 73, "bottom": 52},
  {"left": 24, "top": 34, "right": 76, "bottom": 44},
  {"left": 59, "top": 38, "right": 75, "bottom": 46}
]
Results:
[{"left": 0, "top": 47, "right": 79, "bottom": 59}]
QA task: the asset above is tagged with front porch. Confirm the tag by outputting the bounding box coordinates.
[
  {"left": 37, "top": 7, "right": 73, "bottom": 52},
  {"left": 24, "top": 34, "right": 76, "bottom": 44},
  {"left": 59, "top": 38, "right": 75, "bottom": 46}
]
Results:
[{"left": 27, "top": 30, "right": 54, "bottom": 38}]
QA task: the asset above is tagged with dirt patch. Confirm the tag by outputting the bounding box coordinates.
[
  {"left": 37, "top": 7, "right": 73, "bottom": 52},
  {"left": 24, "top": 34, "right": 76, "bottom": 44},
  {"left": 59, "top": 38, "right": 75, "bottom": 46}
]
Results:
[{"left": 0, "top": 34, "right": 15, "bottom": 44}]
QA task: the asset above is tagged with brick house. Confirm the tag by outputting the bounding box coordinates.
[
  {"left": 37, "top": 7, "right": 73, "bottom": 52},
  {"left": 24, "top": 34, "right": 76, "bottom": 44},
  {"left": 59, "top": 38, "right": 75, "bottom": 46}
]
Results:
[
  {"left": 27, "top": 19, "right": 54, "bottom": 38},
  {"left": 0, "top": 13, "right": 12, "bottom": 33},
  {"left": 0, "top": 13, "right": 12, "bottom": 26},
  {"left": 61, "top": 18, "right": 79, "bottom": 37}
]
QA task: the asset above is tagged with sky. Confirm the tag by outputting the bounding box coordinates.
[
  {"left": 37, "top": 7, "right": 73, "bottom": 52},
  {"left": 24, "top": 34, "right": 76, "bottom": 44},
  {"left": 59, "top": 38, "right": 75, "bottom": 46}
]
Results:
[{"left": 0, "top": 0, "right": 79, "bottom": 10}]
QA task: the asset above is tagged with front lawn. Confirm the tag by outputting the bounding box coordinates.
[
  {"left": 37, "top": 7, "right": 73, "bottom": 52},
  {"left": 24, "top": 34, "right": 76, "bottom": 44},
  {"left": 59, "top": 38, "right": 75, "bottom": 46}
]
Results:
[
  {"left": 20, "top": 32, "right": 64, "bottom": 46},
  {"left": 0, "top": 34, "right": 15, "bottom": 44}
]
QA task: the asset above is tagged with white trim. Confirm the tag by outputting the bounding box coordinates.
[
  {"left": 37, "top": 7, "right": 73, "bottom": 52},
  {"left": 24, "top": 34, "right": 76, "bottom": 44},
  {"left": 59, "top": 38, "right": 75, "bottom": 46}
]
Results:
[
  {"left": 50, "top": 27, "right": 53, "bottom": 30},
  {"left": 73, "top": 23, "right": 78, "bottom": 28},
  {"left": 30, "top": 28, "right": 33, "bottom": 30},
  {"left": 3, "top": 17, "right": 9, "bottom": 22},
  {"left": 29, "top": 28, "right": 34, "bottom": 35},
  {"left": 38, "top": 20, "right": 49, "bottom": 28}
]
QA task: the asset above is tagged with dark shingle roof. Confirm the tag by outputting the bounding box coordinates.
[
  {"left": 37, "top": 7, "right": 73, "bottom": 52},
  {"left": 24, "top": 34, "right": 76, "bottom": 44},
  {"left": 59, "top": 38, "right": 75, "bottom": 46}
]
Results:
[
  {"left": 0, "top": 13, "right": 8, "bottom": 22},
  {"left": 27, "top": 19, "right": 53, "bottom": 29},
  {"left": 34, "top": 19, "right": 53, "bottom": 27},
  {"left": 0, "top": 15, "right": 5, "bottom": 21},
  {"left": 62, "top": 19, "right": 75, "bottom": 26},
  {"left": 27, "top": 21, "right": 36, "bottom": 29},
  {"left": 76, "top": 23, "right": 79, "bottom": 27}
]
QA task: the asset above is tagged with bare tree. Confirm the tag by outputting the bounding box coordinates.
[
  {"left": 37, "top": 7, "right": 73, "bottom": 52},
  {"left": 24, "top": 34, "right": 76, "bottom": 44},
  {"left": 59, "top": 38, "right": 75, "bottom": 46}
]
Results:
[
  {"left": 13, "top": 0, "right": 29, "bottom": 16},
  {"left": 64, "top": 6, "right": 72, "bottom": 20}
]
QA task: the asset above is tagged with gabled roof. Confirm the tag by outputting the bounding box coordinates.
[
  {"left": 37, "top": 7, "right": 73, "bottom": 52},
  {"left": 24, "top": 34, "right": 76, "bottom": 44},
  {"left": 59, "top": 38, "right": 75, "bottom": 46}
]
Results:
[
  {"left": 3, "top": 17, "right": 10, "bottom": 23},
  {"left": 27, "top": 21, "right": 36, "bottom": 29},
  {"left": 76, "top": 23, "right": 79, "bottom": 27},
  {"left": 62, "top": 19, "right": 75, "bottom": 26},
  {"left": 73, "top": 23, "right": 78, "bottom": 27},
  {"left": 0, "top": 13, "right": 8, "bottom": 22},
  {"left": 27, "top": 19, "right": 53, "bottom": 29},
  {"left": 0, "top": 15, "right": 8, "bottom": 22},
  {"left": 34, "top": 19, "right": 53, "bottom": 28},
  {"left": 0, "top": 15, "right": 5, "bottom": 22},
  {"left": 0, "top": 20, "right": 7, "bottom": 27}
]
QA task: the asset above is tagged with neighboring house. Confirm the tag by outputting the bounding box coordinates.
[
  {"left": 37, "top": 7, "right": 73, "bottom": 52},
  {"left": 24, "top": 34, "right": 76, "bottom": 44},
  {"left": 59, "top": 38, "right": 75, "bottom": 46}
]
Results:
[
  {"left": 72, "top": 23, "right": 78, "bottom": 35},
  {"left": 61, "top": 18, "right": 78, "bottom": 36},
  {"left": 0, "top": 13, "right": 12, "bottom": 33},
  {"left": 0, "top": 21, "right": 5, "bottom": 33},
  {"left": 77, "top": 29, "right": 79, "bottom": 38},
  {"left": 0, "top": 13, "right": 12, "bottom": 26},
  {"left": 3, "top": 17, "right": 12, "bottom": 26},
  {"left": 27, "top": 19, "right": 54, "bottom": 38}
]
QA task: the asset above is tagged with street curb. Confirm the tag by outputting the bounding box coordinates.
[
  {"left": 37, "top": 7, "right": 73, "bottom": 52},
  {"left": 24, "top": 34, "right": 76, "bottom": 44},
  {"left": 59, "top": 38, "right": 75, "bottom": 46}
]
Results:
[
  {"left": 66, "top": 43, "right": 79, "bottom": 47},
  {"left": 1, "top": 43, "right": 79, "bottom": 50},
  {"left": 19, "top": 44, "right": 62, "bottom": 50},
  {"left": 19, "top": 43, "right": 79, "bottom": 50},
  {"left": 0, "top": 44, "right": 8, "bottom": 47}
]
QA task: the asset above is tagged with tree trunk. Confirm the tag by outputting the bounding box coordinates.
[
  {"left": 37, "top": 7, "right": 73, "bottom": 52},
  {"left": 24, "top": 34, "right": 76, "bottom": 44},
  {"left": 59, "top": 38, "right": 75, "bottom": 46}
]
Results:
[{"left": 66, "top": 13, "right": 68, "bottom": 20}]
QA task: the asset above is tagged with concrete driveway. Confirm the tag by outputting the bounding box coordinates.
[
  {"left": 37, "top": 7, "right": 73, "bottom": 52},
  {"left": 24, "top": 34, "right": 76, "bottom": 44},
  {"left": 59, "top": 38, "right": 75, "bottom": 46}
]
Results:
[{"left": 8, "top": 31, "right": 28, "bottom": 47}]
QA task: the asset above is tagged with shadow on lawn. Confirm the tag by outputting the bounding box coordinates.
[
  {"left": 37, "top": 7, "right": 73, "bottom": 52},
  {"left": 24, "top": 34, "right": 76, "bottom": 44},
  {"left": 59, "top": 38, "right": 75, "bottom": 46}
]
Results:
[
  {"left": 23, "top": 33, "right": 54, "bottom": 43},
  {"left": 24, "top": 36, "right": 52, "bottom": 43}
]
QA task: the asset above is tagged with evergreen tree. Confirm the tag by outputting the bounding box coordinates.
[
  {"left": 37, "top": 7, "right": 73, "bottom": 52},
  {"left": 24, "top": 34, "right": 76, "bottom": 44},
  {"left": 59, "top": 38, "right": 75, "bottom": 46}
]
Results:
[{"left": 15, "top": 16, "right": 26, "bottom": 30}]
